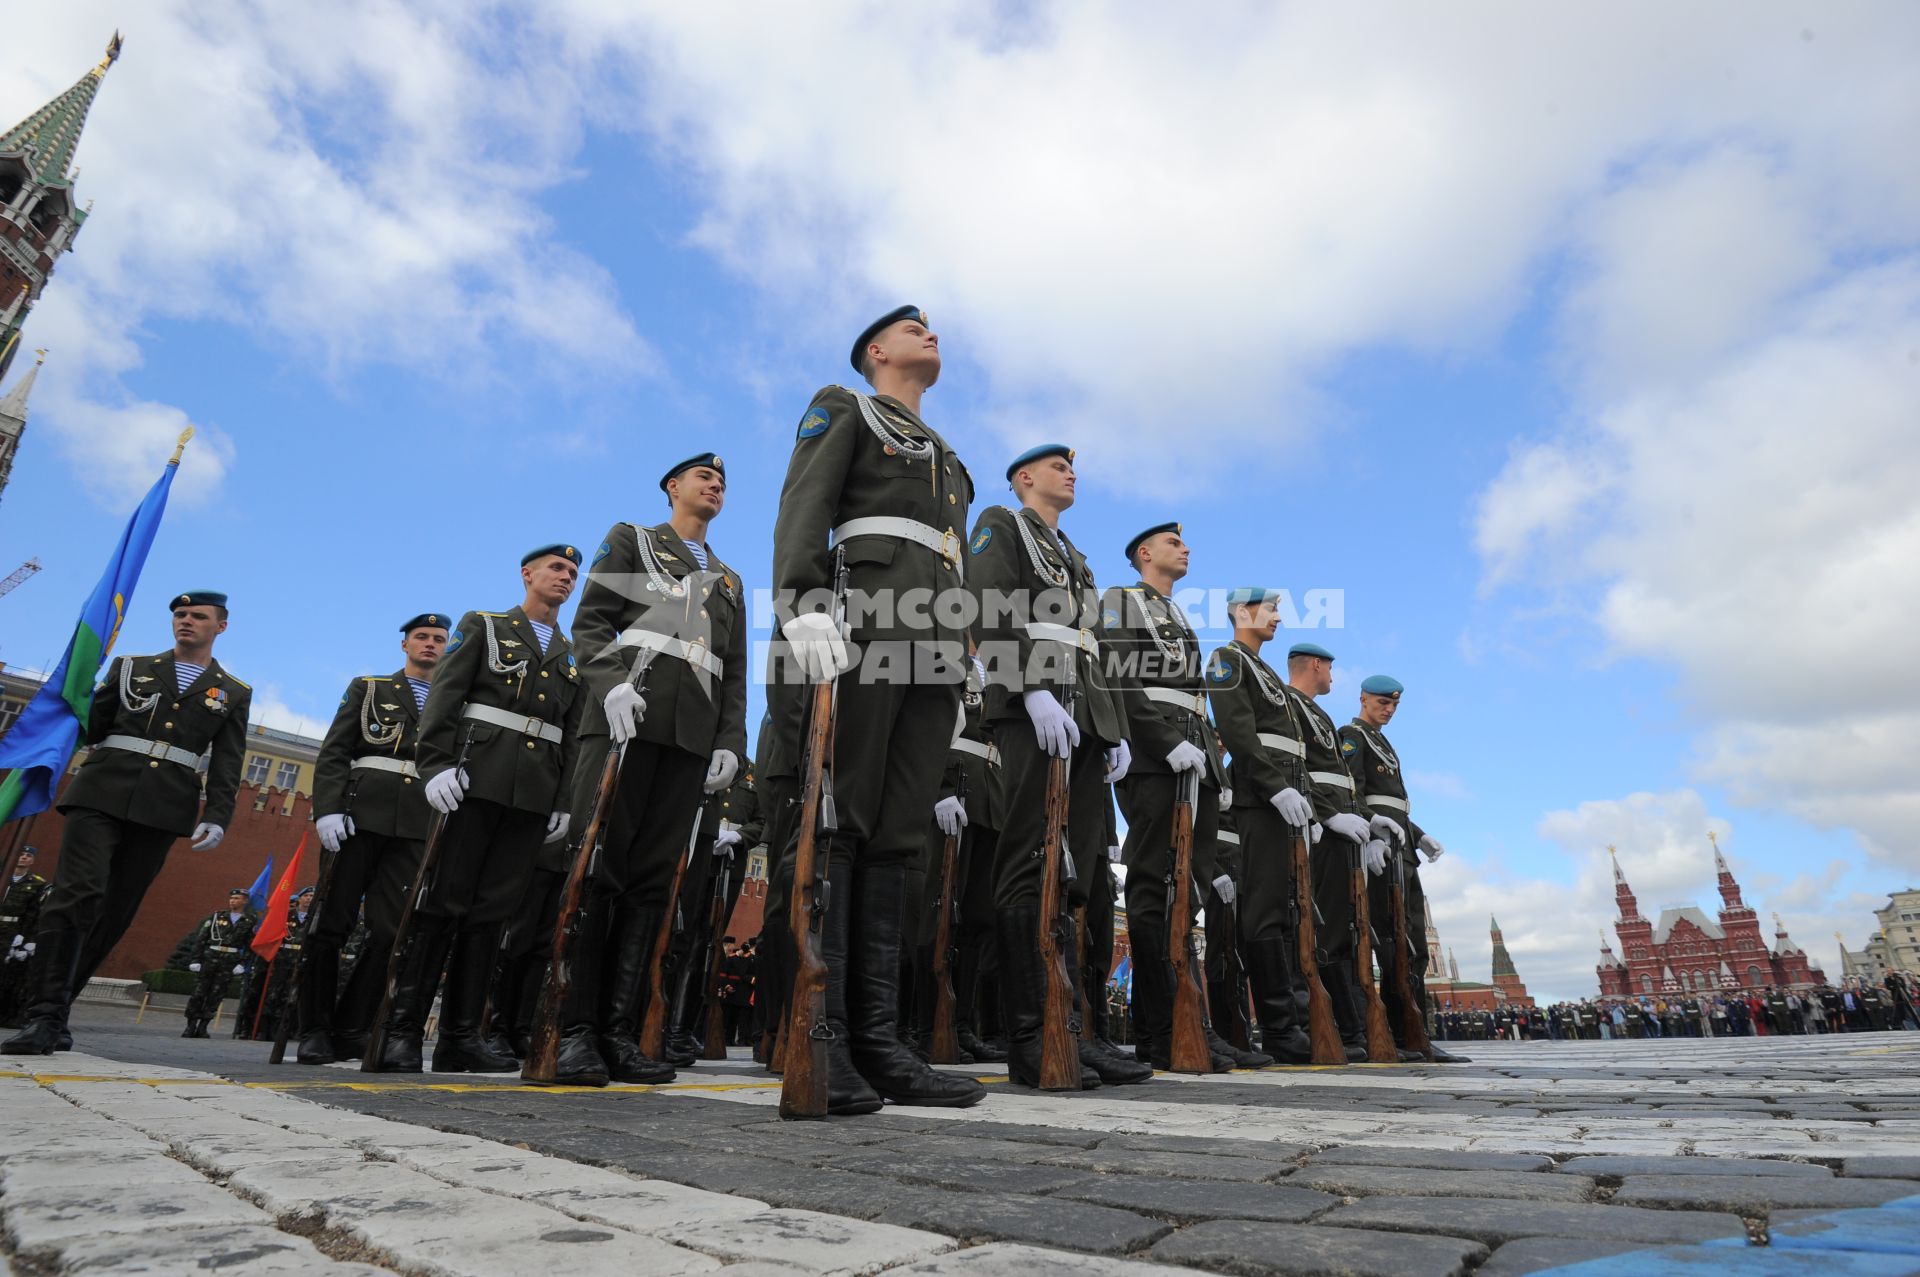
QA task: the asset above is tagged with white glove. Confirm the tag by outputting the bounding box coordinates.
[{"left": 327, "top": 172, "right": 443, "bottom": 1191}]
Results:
[
  {"left": 7, "top": 934, "right": 18, "bottom": 949},
  {"left": 1218, "top": 787, "right": 1233, "bottom": 811},
  {"left": 934, "top": 795, "right": 968, "bottom": 836},
  {"left": 544, "top": 812, "right": 571, "bottom": 845},
  {"left": 1371, "top": 813, "right": 1407, "bottom": 846},
  {"left": 316, "top": 813, "right": 354, "bottom": 853},
  {"left": 1363, "top": 839, "right": 1389, "bottom": 876},
  {"left": 1103, "top": 740, "right": 1131, "bottom": 783},
  {"left": 424, "top": 767, "right": 469, "bottom": 815},
  {"left": 713, "top": 828, "right": 743, "bottom": 855},
  {"left": 1271, "top": 787, "right": 1313, "bottom": 828},
  {"left": 1310, "top": 822, "right": 1323, "bottom": 845},
  {"left": 705, "top": 748, "right": 740, "bottom": 793},
  {"left": 782, "top": 612, "right": 853, "bottom": 682},
  {"left": 1108, "top": 844, "right": 1123, "bottom": 863},
  {"left": 189, "top": 962, "right": 202, "bottom": 973},
  {"left": 1166, "top": 741, "right": 1207, "bottom": 774},
  {"left": 1211, "top": 874, "right": 1236, "bottom": 905},
  {"left": 1326, "top": 812, "right": 1370, "bottom": 843},
  {"left": 23, "top": 941, "right": 33, "bottom": 956},
  {"left": 604, "top": 682, "right": 647, "bottom": 744},
  {"left": 1420, "top": 834, "right": 1445, "bottom": 863},
  {"left": 1024, "top": 689, "right": 1080, "bottom": 758},
  {"left": 190, "top": 822, "right": 224, "bottom": 850}
]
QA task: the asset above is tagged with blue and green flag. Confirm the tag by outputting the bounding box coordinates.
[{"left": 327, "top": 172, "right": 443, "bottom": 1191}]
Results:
[{"left": 0, "top": 440, "right": 187, "bottom": 824}]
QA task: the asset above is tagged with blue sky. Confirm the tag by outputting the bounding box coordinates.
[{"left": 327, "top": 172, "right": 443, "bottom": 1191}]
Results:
[{"left": 3, "top": 3, "right": 1916, "bottom": 999}]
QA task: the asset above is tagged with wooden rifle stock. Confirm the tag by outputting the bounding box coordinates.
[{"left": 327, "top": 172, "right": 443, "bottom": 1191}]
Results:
[
  {"left": 700, "top": 835, "right": 735, "bottom": 1060},
  {"left": 362, "top": 728, "right": 470, "bottom": 1072},
  {"left": 1292, "top": 827, "right": 1346, "bottom": 1065},
  {"left": 269, "top": 839, "right": 343, "bottom": 1064},
  {"left": 1167, "top": 750, "right": 1211, "bottom": 1073},
  {"left": 1388, "top": 851, "right": 1434, "bottom": 1058},
  {"left": 640, "top": 806, "right": 704, "bottom": 1060},
  {"left": 1035, "top": 709, "right": 1080, "bottom": 1090},
  {"left": 780, "top": 548, "right": 847, "bottom": 1120},
  {"left": 928, "top": 769, "right": 965, "bottom": 1064},
  {"left": 523, "top": 655, "right": 654, "bottom": 1084},
  {"left": 1350, "top": 838, "right": 1399, "bottom": 1063}
]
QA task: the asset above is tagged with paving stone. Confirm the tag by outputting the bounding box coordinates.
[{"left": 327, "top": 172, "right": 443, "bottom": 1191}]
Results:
[
  {"left": 52, "top": 1223, "right": 391, "bottom": 1275},
  {"left": 885, "top": 1242, "right": 1198, "bottom": 1275},
  {"left": 1149, "top": 1218, "right": 1487, "bottom": 1277},
  {"left": 1305, "top": 1146, "right": 1551, "bottom": 1173},
  {"left": 0, "top": 1148, "right": 200, "bottom": 1192},
  {"left": 226, "top": 1157, "right": 451, "bottom": 1217},
  {"left": 1472, "top": 1237, "right": 1654, "bottom": 1276},
  {"left": 4, "top": 1182, "right": 269, "bottom": 1251},
  {"left": 1038, "top": 1147, "right": 1291, "bottom": 1182},
  {"left": 1097, "top": 1132, "right": 1310, "bottom": 1161},
  {"left": 875, "top": 1191, "right": 1170, "bottom": 1254},
  {"left": 823, "top": 1150, "right": 1093, "bottom": 1196},
  {"left": 1288, "top": 1164, "right": 1594, "bottom": 1202},
  {"left": 1051, "top": 1176, "right": 1337, "bottom": 1223},
  {"left": 531, "top": 1182, "right": 767, "bottom": 1232},
  {"left": 1843, "top": 1156, "right": 1920, "bottom": 1179},
  {"left": 656, "top": 1208, "right": 953, "bottom": 1274},
  {"left": 930, "top": 1120, "right": 1108, "bottom": 1148},
  {"left": 1611, "top": 1173, "right": 1920, "bottom": 1213},
  {"left": 1554, "top": 1155, "right": 1832, "bottom": 1178},
  {"left": 1319, "top": 1196, "right": 1746, "bottom": 1246},
  {"left": 851, "top": 1133, "right": 1073, "bottom": 1164}
]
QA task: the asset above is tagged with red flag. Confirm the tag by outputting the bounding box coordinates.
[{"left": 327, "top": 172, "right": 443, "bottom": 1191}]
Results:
[{"left": 250, "top": 831, "right": 307, "bottom": 963}]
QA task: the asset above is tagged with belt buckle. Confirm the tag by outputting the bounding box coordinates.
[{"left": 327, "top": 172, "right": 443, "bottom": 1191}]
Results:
[
  {"left": 939, "top": 528, "right": 961, "bottom": 566},
  {"left": 1076, "top": 628, "right": 1095, "bottom": 655},
  {"left": 686, "top": 635, "right": 709, "bottom": 671}
]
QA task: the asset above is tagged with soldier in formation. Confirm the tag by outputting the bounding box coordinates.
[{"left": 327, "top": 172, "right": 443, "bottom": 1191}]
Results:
[
  {"left": 0, "top": 847, "right": 47, "bottom": 1027},
  {"left": 182, "top": 887, "right": 254, "bottom": 1038}
]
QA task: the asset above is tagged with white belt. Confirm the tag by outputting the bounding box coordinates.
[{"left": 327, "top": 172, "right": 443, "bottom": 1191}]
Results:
[
  {"left": 949, "top": 737, "right": 1001, "bottom": 766},
  {"left": 832, "top": 517, "right": 964, "bottom": 579},
  {"left": 461, "top": 703, "right": 564, "bottom": 744},
  {"left": 1142, "top": 687, "right": 1207, "bottom": 716},
  {"left": 1369, "top": 794, "right": 1408, "bottom": 813},
  {"left": 1025, "top": 622, "right": 1096, "bottom": 654},
  {"left": 97, "top": 735, "right": 201, "bottom": 769},
  {"left": 1218, "top": 830, "right": 1241, "bottom": 846},
  {"left": 616, "top": 628, "right": 725, "bottom": 679},
  {"left": 1256, "top": 732, "right": 1305, "bottom": 758},
  {"left": 1308, "top": 770, "right": 1353, "bottom": 792},
  {"left": 351, "top": 756, "right": 419, "bottom": 778}
]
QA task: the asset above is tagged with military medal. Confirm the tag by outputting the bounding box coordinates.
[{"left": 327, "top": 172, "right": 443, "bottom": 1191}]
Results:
[{"left": 205, "top": 686, "right": 228, "bottom": 713}]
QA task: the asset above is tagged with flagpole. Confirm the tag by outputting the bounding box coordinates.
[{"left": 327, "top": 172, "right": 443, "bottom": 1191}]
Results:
[{"left": 170, "top": 425, "right": 194, "bottom": 467}]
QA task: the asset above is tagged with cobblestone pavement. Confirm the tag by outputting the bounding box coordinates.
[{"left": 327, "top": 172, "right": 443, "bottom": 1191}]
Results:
[{"left": 4, "top": 1013, "right": 1919, "bottom": 1275}]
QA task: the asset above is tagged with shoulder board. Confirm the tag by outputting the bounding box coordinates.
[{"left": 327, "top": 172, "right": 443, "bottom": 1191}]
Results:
[
  {"left": 477, "top": 610, "right": 510, "bottom": 617},
  {"left": 226, "top": 674, "right": 252, "bottom": 690},
  {"left": 363, "top": 676, "right": 390, "bottom": 684}
]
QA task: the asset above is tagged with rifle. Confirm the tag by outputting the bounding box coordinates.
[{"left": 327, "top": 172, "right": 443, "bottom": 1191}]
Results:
[
  {"left": 1073, "top": 904, "right": 1094, "bottom": 1043},
  {"left": 700, "top": 828, "right": 737, "bottom": 1061},
  {"left": 271, "top": 796, "right": 352, "bottom": 1064},
  {"left": 1387, "top": 850, "right": 1434, "bottom": 1059},
  {"left": 523, "top": 654, "right": 655, "bottom": 1084},
  {"left": 1291, "top": 825, "right": 1346, "bottom": 1065},
  {"left": 1348, "top": 833, "right": 1399, "bottom": 1063},
  {"left": 780, "top": 547, "right": 848, "bottom": 1119},
  {"left": 363, "top": 727, "right": 471, "bottom": 1071},
  {"left": 1165, "top": 729, "right": 1211, "bottom": 1074},
  {"left": 928, "top": 769, "right": 965, "bottom": 1065},
  {"left": 640, "top": 804, "right": 704, "bottom": 1060},
  {"left": 1213, "top": 887, "right": 1252, "bottom": 1052},
  {"left": 1034, "top": 669, "right": 1081, "bottom": 1090}
]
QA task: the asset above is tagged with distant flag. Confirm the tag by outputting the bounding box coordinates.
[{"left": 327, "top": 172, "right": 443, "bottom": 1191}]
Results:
[
  {"left": 250, "top": 833, "right": 307, "bottom": 964},
  {"left": 246, "top": 857, "right": 273, "bottom": 914},
  {"left": 0, "top": 428, "right": 193, "bottom": 825}
]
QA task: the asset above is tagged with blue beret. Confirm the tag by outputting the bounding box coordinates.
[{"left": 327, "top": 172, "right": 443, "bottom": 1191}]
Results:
[
  {"left": 850, "top": 305, "right": 927, "bottom": 372},
  {"left": 1287, "top": 641, "right": 1336, "bottom": 661},
  {"left": 1006, "top": 444, "right": 1074, "bottom": 482},
  {"left": 1361, "top": 674, "right": 1403, "bottom": 696},
  {"left": 170, "top": 591, "right": 227, "bottom": 610},
  {"left": 1125, "top": 521, "right": 1181, "bottom": 565},
  {"left": 400, "top": 613, "right": 450, "bottom": 634},
  {"left": 521, "top": 544, "right": 583, "bottom": 567},
  {"left": 660, "top": 452, "right": 726, "bottom": 493},
  {"left": 1226, "top": 587, "right": 1281, "bottom": 608}
]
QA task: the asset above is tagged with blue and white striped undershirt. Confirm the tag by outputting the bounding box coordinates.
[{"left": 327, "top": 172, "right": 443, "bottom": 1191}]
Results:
[
  {"left": 684, "top": 540, "right": 709, "bottom": 570},
  {"left": 174, "top": 661, "right": 206, "bottom": 693},
  {"left": 528, "top": 619, "right": 553, "bottom": 654},
  {"left": 406, "top": 677, "right": 429, "bottom": 711}
]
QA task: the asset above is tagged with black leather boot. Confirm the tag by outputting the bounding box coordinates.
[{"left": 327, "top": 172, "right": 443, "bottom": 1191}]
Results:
[
  {"left": 1209, "top": 974, "right": 1252, "bottom": 1052},
  {"left": 598, "top": 906, "right": 675, "bottom": 1085},
  {"left": 663, "top": 931, "right": 704, "bottom": 1067},
  {"left": 432, "top": 926, "right": 518, "bottom": 1073},
  {"left": 1322, "top": 961, "right": 1369, "bottom": 1062},
  {"left": 296, "top": 942, "right": 339, "bottom": 1065},
  {"left": 372, "top": 919, "right": 454, "bottom": 1073},
  {"left": 534, "top": 901, "right": 610, "bottom": 1087},
  {"left": 848, "top": 864, "right": 983, "bottom": 1107},
  {"left": 3, "top": 931, "right": 77, "bottom": 1056},
  {"left": 996, "top": 907, "right": 1099, "bottom": 1091},
  {"left": 1246, "top": 938, "right": 1313, "bottom": 1064},
  {"left": 481, "top": 942, "right": 524, "bottom": 1063},
  {"left": 1128, "top": 923, "right": 1172, "bottom": 1069},
  {"left": 1074, "top": 920, "right": 1148, "bottom": 1086},
  {"left": 822, "top": 853, "right": 882, "bottom": 1115},
  {"left": 755, "top": 907, "right": 789, "bottom": 1070},
  {"left": 953, "top": 937, "right": 1002, "bottom": 1063}
]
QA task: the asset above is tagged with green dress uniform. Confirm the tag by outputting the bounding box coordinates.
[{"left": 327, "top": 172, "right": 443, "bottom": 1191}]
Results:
[
  {"left": 306, "top": 668, "right": 433, "bottom": 1058},
  {"left": 1338, "top": 717, "right": 1432, "bottom": 1051},
  {"left": 548, "top": 519, "right": 748, "bottom": 1085},
  {"left": 183, "top": 907, "right": 255, "bottom": 1035},
  {"left": 3, "top": 645, "right": 250, "bottom": 1055},
  {"left": 1206, "top": 639, "right": 1315, "bottom": 1062},
  {"left": 0, "top": 866, "right": 49, "bottom": 1027},
  {"left": 1098, "top": 577, "right": 1233, "bottom": 1068},
  {"left": 1280, "top": 679, "right": 1373, "bottom": 1055},
  {"left": 374, "top": 604, "right": 585, "bottom": 1073},
  {"left": 769, "top": 364, "right": 982, "bottom": 1111},
  {"left": 663, "top": 766, "right": 762, "bottom": 1065},
  {"left": 1206, "top": 807, "right": 1254, "bottom": 1053}
]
